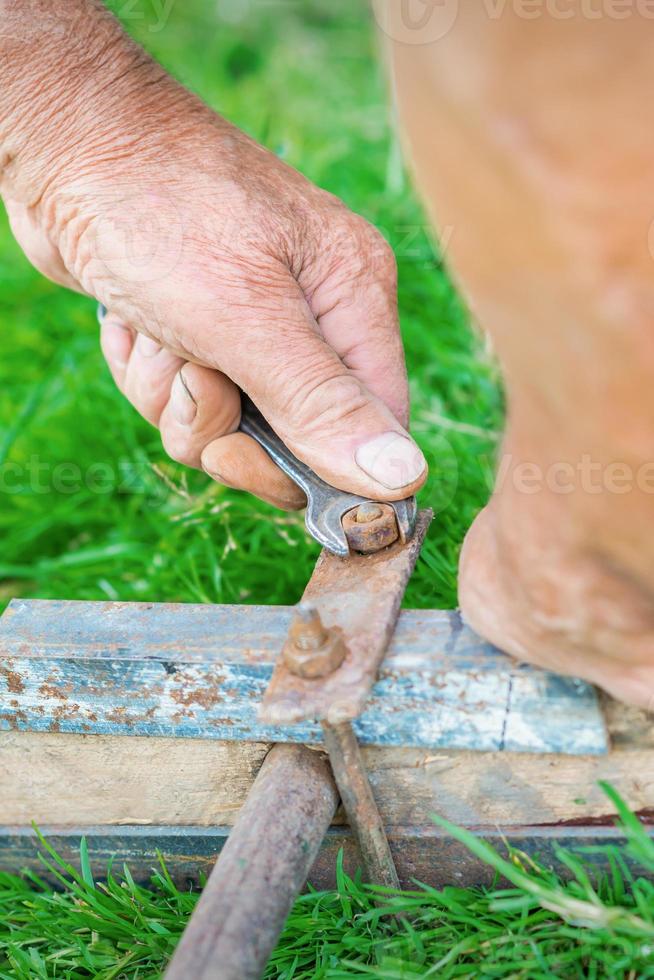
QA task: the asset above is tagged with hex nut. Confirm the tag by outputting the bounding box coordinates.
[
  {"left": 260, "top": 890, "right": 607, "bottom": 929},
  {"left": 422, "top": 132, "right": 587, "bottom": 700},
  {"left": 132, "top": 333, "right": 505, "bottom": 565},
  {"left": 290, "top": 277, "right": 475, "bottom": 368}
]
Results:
[
  {"left": 283, "top": 629, "right": 347, "bottom": 678},
  {"left": 342, "top": 503, "right": 399, "bottom": 554}
]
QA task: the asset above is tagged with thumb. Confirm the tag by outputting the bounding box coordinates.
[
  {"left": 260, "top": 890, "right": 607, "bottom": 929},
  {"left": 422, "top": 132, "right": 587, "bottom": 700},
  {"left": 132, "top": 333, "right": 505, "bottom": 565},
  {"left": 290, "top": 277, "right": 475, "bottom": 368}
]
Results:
[{"left": 228, "top": 295, "right": 427, "bottom": 500}]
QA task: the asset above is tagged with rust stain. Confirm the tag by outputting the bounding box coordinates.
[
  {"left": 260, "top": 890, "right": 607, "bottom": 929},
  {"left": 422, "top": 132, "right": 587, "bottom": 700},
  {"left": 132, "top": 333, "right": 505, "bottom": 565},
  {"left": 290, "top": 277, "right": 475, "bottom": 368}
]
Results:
[
  {"left": 170, "top": 683, "right": 224, "bottom": 709},
  {"left": 83, "top": 685, "right": 125, "bottom": 698},
  {"left": 0, "top": 709, "right": 27, "bottom": 729},
  {"left": 171, "top": 709, "right": 198, "bottom": 723},
  {"left": 0, "top": 666, "right": 24, "bottom": 694},
  {"left": 52, "top": 703, "right": 82, "bottom": 720},
  {"left": 38, "top": 683, "right": 68, "bottom": 698},
  {"left": 101, "top": 703, "right": 170, "bottom": 727},
  {"left": 105, "top": 706, "right": 140, "bottom": 726}
]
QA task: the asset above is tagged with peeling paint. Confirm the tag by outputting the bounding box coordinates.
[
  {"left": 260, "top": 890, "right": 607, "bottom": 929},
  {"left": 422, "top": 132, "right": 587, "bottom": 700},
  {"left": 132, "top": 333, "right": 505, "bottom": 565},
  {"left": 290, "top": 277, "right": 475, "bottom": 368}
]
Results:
[{"left": 0, "top": 599, "right": 608, "bottom": 754}]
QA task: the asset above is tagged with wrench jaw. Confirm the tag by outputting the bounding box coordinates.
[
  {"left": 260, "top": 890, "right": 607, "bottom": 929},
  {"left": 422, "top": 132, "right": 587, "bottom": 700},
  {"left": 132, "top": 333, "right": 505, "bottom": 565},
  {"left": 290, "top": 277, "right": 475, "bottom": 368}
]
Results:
[
  {"left": 389, "top": 497, "right": 418, "bottom": 544},
  {"left": 304, "top": 496, "right": 353, "bottom": 558},
  {"left": 306, "top": 494, "right": 419, "bottom": 557}
]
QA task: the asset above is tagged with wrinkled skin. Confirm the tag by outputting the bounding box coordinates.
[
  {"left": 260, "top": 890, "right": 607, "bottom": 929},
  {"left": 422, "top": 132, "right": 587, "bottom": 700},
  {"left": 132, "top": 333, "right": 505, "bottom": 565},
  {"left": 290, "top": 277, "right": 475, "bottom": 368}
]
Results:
[{"left": 1, "top": 4, "right": 426, "bottom": 510}]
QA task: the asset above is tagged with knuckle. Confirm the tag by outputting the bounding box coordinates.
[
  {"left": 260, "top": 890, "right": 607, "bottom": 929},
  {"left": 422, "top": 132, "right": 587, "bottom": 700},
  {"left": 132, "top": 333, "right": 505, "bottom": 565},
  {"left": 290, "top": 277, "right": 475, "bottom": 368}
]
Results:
[
  {"left": 182, "top": 366, "right": 242, "bottom": 434},
  {"left": 346, "top": 216, "right": 396, "bottom": 277},
  {"left": 160, "top": 424, "right": 199, "bottom": 468},
  {"left": 199, "top": 444, "right": 233, "bottom": 487},
  {"left": 123, "top": 375, "right": 163, "bottom": 427},
  {"left": 287, "top": 369, "right": 372, "bottom": 439},
  {"left": 313, "top": 214, "right": 397, "bottom": 297},
  {"left": 370, "top": 232, "right": 397, "bottom": 282}
]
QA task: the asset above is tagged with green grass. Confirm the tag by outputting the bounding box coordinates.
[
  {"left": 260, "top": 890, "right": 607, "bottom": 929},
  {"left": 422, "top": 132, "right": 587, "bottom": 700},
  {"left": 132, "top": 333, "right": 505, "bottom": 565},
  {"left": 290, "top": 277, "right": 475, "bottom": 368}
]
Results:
[
  {"left": 0, "top": 0, "right": 502, "bottom": 614},
  {"left": 0, "top": 786, "right": 653, "bottom": 978}
]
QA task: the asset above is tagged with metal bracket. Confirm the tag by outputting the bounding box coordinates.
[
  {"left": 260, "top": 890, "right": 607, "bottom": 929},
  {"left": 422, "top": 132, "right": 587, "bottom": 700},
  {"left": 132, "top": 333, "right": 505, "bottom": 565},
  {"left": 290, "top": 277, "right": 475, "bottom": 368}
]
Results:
[
  {"left": 258, "top": 509, "right": 432, "bottom": 891},
  {"left": 259, "top": 510, "right": 432, "bottom": 726}
]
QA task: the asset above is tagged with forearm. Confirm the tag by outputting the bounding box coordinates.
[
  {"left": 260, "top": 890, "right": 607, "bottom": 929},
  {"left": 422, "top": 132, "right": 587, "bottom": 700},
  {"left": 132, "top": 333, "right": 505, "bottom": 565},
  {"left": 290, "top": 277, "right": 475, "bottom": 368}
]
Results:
[
  {"left": 390, "top": 5, "right": 654, "bottom": 461},
  {"left": 387, "top": 4, "right": 654, "bottom": 707},
  {"left": 0, "top": 1, "right": 183, "bottom": 206}
]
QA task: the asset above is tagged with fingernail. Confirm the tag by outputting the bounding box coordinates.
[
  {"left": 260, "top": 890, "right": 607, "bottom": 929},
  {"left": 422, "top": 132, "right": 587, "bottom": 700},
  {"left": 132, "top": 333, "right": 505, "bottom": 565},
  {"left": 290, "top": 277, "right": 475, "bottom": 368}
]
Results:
[
  {"left": 135, "top": 333, "right": 161, "bottom": 357},
  {"left": 170, "top": 371, "right": 197, "bottom": 425},
  {"left": 355, "top": 432, "right": 426, "bottom": 490}
]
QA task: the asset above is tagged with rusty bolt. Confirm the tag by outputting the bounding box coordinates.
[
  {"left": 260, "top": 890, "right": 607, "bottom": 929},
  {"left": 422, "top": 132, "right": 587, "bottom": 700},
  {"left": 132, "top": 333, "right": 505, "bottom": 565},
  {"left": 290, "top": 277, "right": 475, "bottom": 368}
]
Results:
[
  {"left": 342, "top": 503, "right": 399, "bottom": 554},
  {"left": 291, "top": 604, "right": 327, "bottom": 650},
  {"left": 284, "top": 603, "right": 346, "bottom": 678},
  {"left": 355, "top": 501, "right": 383, "bottom": 523}
]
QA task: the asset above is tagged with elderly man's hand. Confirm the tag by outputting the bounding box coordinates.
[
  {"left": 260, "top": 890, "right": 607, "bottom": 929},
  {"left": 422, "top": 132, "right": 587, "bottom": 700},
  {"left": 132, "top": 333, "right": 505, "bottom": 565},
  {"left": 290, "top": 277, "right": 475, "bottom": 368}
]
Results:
[{"left": 0, "top": 3, "right": 426, "bottom": 510}]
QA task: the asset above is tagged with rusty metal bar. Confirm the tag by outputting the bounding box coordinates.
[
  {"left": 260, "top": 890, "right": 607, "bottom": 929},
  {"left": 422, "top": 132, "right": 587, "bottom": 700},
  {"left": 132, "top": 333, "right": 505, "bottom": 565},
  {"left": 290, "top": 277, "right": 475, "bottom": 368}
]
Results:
[
  {"left": 279, "top": 606, "right": 400, "bottom": 887},
  {"left": 258, "top": 513, "right": 433, "bottom": 893},
  {"left": 260, "top": 510, "right": 433, "bottom": 726},
  {"left": 322, "top": 720, "right": 400, "bottom": 889},
  {"left": 164, "top": 743, "right": 338, "bottom": 980}
]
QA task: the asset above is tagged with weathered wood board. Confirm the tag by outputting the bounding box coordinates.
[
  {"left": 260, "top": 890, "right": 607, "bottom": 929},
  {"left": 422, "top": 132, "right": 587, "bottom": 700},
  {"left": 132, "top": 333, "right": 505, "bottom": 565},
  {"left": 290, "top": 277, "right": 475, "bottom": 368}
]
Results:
[
  {"left": 0, "top": 599, "right": 607, "bottom": 754},
  {"left": 1, "top": 731, "right": 652, "bottom": 828},
  {"left": 0, "top": 598, "right": 651, "bottom": 888},
  {"left": 1, "top": 823, "right": 649, "bottom": 891}
]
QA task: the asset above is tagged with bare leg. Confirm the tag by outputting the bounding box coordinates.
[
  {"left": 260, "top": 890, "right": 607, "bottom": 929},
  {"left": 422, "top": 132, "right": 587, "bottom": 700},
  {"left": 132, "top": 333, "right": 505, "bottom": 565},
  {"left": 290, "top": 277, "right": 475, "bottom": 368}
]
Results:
[{"left": 388, "top": 3, "right": 654, "bottom": 708}]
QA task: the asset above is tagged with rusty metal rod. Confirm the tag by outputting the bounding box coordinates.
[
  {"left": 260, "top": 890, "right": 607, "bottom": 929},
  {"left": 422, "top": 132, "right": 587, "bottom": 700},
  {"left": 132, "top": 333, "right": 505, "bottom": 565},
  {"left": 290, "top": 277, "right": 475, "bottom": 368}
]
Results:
[
  {"left": 164, "top": 743, "right": 339, "bottom": 980},
  {"left": 321, "top": 720, "right": 400, "bottom": 889}
]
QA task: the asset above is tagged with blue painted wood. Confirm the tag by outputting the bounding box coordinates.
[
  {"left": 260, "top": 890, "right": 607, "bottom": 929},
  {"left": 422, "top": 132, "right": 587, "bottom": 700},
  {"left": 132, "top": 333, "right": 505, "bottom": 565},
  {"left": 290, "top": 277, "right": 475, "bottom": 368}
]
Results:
[{"left": 0, "top": 600, "right": 608, "bottom": 754}]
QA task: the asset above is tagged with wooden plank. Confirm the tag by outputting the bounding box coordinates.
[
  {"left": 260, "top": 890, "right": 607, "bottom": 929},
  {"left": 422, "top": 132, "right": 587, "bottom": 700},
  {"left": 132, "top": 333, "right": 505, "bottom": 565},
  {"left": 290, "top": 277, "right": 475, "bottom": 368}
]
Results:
[
  {"left": 0, "top": 732, "right": 268, "bottom": 826},
  {"left": 1, "top": 731, "right": 652, "bottom": 829},
  {"left": 1, "top": 823, "right": 651, "bottom": 891},
  {"left": 0, "top": 599, "right": 607, "bottom": 754}
]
